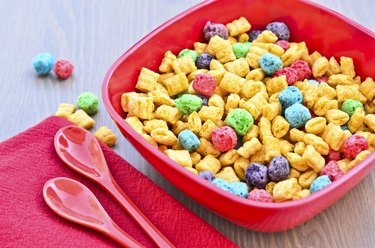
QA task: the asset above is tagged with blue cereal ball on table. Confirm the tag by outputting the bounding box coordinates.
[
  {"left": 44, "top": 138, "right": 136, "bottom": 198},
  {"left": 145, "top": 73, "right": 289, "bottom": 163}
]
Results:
[
  {"left": 266, "top": 22, "right": 290, "bottom": 41},
  {"left": 285, "top": 103, "right": 311, "bottom": 128},
  {"left": 230, "top": 182, "right": 248, "bottom": 198},
  {"left": 196, "top": 53, "right": 214, "bottom": 69},
  {"left": 199, "top": 170, "right": 215, "bottom": 182},
  {"left": 178, "top": 130, "right": 200, "bottom": 151},
  {"left": 259, "top": 53, "right": 282, "bottom": 76},
  {"left": 225, "top": 108, "right": 254, "bottom": 136},
  {"left": 310, "top": 175, "right": 331, "bottom": 193},
  {"left": 212, "top": 178, "right": 232, "bottom": 192},
  {"left": 175, "top": 94, "right": 202, "bottom": 115},
  {"left": 32, "top": 53, "right": 54, "bottom": 75},
  {"left": 278, "top": 86, "right": 303, "bottom": 109},
  {"left": 245, "top": 163, "right": 269, "bottom": 189},
  {"left": 232, "top": 42, "right": 251, "bottom": 59},
  {"left": 178, "top": 49, "right": 198, "bottom": 62},
  {"left": 248, "top": 29, "right": 262, "bottom": 41}
]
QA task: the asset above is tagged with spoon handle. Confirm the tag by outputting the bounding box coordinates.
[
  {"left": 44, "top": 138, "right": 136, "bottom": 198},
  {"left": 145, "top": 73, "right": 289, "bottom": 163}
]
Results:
[
  {"left": 105, "top": 220, "right": 145, "bottom": 248},
  {"left": 102, "top": 175, "right": 175, "bottom": 248}
]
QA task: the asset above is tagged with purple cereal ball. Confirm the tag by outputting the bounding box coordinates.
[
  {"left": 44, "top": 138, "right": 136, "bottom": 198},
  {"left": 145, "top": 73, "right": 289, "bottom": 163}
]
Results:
[
  {"left": 196, "top": 53, "right": 214, "bottom": 70},
  {"left": 203, "top": 21, "right": 229, "bottom": 41},
  {"left": 268, "top": 156, "right": 290, "bottom": 182},
  {"left": 266, "top": 22, "right": 290, "bottom": 41},
  {"left": 199, "top": 170, "right": 215, "bottom": 182},
  {"left": 245, "top": 163, "right": 269, "bottom": 189},
  {"left": 248, "top": 29, "right": 262, "bottom": 41}
]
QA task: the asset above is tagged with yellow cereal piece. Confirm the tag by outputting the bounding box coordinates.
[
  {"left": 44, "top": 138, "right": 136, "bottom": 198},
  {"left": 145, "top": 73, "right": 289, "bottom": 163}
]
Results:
[
  {"left": 219, "top": 149, "right": 239, "bottom": 166},
  {"left": 198, "top": 120, "right": 216, "bottom": 141},
  {"left": 143, "top": 119, "right": 168, "bottom": 133},
  {"left": 196, "top": 138, "right": 221, "bottom": 157},
  {"left": 305, "top": 117, "right": 326, "bottom": 135},
  {"left": 322, "top": 123, "right": 346, "bottom": 151},
  {"left": 150, "top": 128, "right": 177, "bottom": 146},
  {"left": 294, "top": 142, "right": 306, "bottom": 156},
  {"left": 348, "top": 150, "right": 371, "bottom": 171},
  {"left": 164, "top": 149, "right": 192, "bottom": 167},
  {"left": 365, "top": 101, "right": 375, "bottom": 114},
  {"left": 289, "top": 128, "right": 306, "bottom": 143},
  {"left": 158, "top": 73, "right": 175, "bottom": 85},
  {"left": 269, "top": 92, "right": 280, "bottom": 103},
  {"left": 353, "top": 76, "right": 362, "bottom": 85},
  {"left": 198, "top": 106, "right": 223, "bottom": 122},
  {"left": 302, "top": 145, "right": 325, "bottom": 172},
  {"left": 318, "top": 82, "right": 337, "bottom": 99},
  {"left": 208, "top": 94, "right": 225, "bottom": 109},
  {"left": 312, "top": 56, "right": 329, "bottom": 78},
  {"left": 348, "top": 108, "right": 365, "bottom": 133},
  {"left": 298, "top": 170, "right": 318, "bottom": 189},
  {"left": 254, "top": 30, "right": 278, "bottom": 43},
  {"left": 302, "top": 82, "right": 319, "bottom": 109},
  {"left": 155, "top": 105, "right": 181, "bottom": 124},
  {"left": 364, "top": 114, "right": 375, "bottom": 132},
  {"left": 190, "top": 152, "right": 201, "bottom": 165},
  {"left": 125, "top": 116, "right": 144, "bottom": 134},
  {"left": 258, "top": 117, "right": 272, "bottom": 142},
  {"left": 247, "top": 92, "right": 268, "bottom": 114},
  {"left": 360, "top": 77, "right": 375, "bottom": 101},
  {"left": 120, "top": 92, "right": 141, "bottom": 113},
  {"left": 337, "top": 158, "right": 351, "bottom": 173},
  {"left": 193, "top": 42, "right": 207, "bottom": 54},
  {"left": 263, "top": 136, "right": 281, "bottom": 162},
  {"left": 209, "top": 59, "right": 225, "bottom": 71},
  {"left": 135, "top": 67, "right": 160, "bottom": 92},
  {"left": 241, "top": 80, "right": 267, "bottom": 99},
  {"left": 55, "top": 103, "right": 76, "bottom": 119},
  {"left": 209, "top": 35, "right": 236, "bottom": 63},
  {"left": 226, "top": 17, "right": 251, "bottom": 36},
  {"left": 224, "top": 58, "right": 250, "bottom": 77},
  {"left": 196, "top": 154, "right": 221, "bottom": 174},
  {"left": 309, "top": 51, "right": 322, "bottom": 66},
  {"left": 243, "top": 125, "right": 259, "bottom": 142},
  {"left": 281, "top": 45, "right": 302, "bottom": 66},
  {"left": 246, "top": 68, "right": 265, "bottom": 81},
  {"left": 246, "top": 45, "right": 268, "bottom": 68},
  {"left": 126, "top": 95, "right": 154, "bottom": 120},
  {"left": 94, "top": 126, "right": 117, "bottom": 147},
  {"left": 327, "top": 57, "right": 341, "bottom": 76},
  {"left": 234, "top": 157, "right": 249, "bottom": 181},
  {"left": 219, "top": 72, "right": 246, "bottom": 94},
  {"left": 188, "top": 111, "right": 202, "bottom": 134},
  {"left": 265, "top": 182, "right": 276, "bottom": 195},
  {"left": 265, "top": 75, "right": 288, "bottom": 96},
  {"left": 185, "top": 167, "right": 198, "bottom": 174},
  {"left": 172, "top": 55, "right": 197, "bottom": 75},
  {"left": 159, "top": 51, "right": 177, "bottom": 73},
  {"left": 187, "top": 83, "right": 197, "bottom": 95},
  {"left": 285, "top": 152, "right": 309, "bottom": 172},
  {"left": 227, "top": 36, "right": 237, "bottom": 45},
  {"left": 273, "top": 178, "right": 301, "bottom": 202},
  {"left": 171, "top": 142, "right": 183, "bottom": 150},
  {"left": 340, "top": 56, "right": 355, "bottom": 78},
  {"left": 187, "top": 69, "right": 208, "bottom": 82},
  {"left": 288, "top": 168, "right": 301, "bottom": 179},
  {"left": 225, "top": 94, "right": 241, "bottom": 114},
  {"left": 271, "top": 116, "right": 290, "bottom": 139},
  {"left": 148, "top": 90, "right": 175, "bottom": 106},
  {"left": 237, "top": 137, "right": 262, "bottom": 159},
  {"left": 213, "top": 84, "right": 229, "bottom": 97},
  {"left": 68, "top": 110, "right": 95, "bottom": 129},
  {"left": 237, "top": 33, "right": 249, "bottom": 43},
  {"left": 280, "top": 139, "right": 294, "bottom": 156},
  {"left": 141, "top": 133, "right": 158, "bottom": 148},
  {"left": 249, "top": 146, "right": 267, "bottom": 164},
  {"left": 162, "top": 73, "right": 189, "bottom": 96},
  {"left": 313, "top": 97, "right": 338, "bottom": 116},
  {"left": 171, "top": 120, "right": 188, "bottom": 135},
  {"left": 263, "top": 102, "right": 282, "bottom": 121},
  {"left": 328, "top": 74, "right": 353, "bottom": 87},
  {"left": 158, "top": 145, "right": 168, "bottom": 152},
  {"left": 215, "top": 166, "right": 240, "bottom": 182},
  {"left": 326, "top": 109, "right": 349, "bottom": 125},
  {"left": 336, "top": 84, "right": 361, "bottom": 103},
  {"left": 298, "top": 42, "right": 310, "bottom": 63},
  {"left": 292, "top": 189, "right": 310, "bottom": 200}
]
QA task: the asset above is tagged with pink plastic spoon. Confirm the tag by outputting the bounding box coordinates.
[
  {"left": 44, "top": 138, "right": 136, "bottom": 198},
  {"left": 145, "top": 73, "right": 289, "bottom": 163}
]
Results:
[
  {"left": 43, "top": 177, "right": 143, "bottom": 248},
  {"left": 54, "top": 125, "right": 174, "bottom": 248}
]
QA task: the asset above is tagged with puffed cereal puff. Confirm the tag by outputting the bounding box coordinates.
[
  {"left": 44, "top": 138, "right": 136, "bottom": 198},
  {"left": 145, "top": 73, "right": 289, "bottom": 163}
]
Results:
[
  {"left": 259, "top": 53, "right": 283, "bottom": 76},
  {"left": 273, "top": 67, "right": 298, "bottom": 85},
  {"left": 285, "top": 103, "right": 311, "bottom": 128},
  {"left": 53, "top": 59, "right": 74, "bottom": 79},
  {"left": 320, "top": 161, "right": 344, "bottom": 181},
  {"left": 340, "top": 99, "right": 364, "bottom": 117},
  {"left": 245, "top": 163, "right": 269, "bottom": 189},
  {"left": 196, "top": 53, "right": 214, "bottom": 69},
  {"left": 212, "top": 178, "right": 232, "bottom": 192},
  {"left": 68, "top": 110, "right": 95, "bottom": 129},
  {"left": 343, "top": 134, "right": 369, "bottom": 159},
  {"left": 310, "top": 175, "right": 331, "bottom": 193},
  {"left": 178, "top": 129, "right": 201, "bottom": 151},
  {"left": 266, "top": 21, "right": 290, "bottom": 41},
  {"left": 178, "top": 49, "right": 198, "bottom": 62},
  {"left": 32, "top": 52, "right": 54, "bottom": 75},
  {"left": 247, "top": 189, "right": 273, "bottom": 203},
  {"left": 230, "top": 182, "right": 249, "bottom": 198},
  {"left": 273, "top": 178, "right": 301, "bottom": 202},
  {"left": 278, "top": 86, "right": 303, "bottom": 111},
  {"left": 248, "top": 30, "right": 262, "bottom": 41},
  {"left": 276, "top": 40, "right": 290, "bottom": 51},
  {"left": 77, "top": 92, "right": 99, "bottom": 115},
  {"left": 290, "top": 60, "right": 312, "bottom": 81},
  {"left": 175, "top": 94, "right": 202, "bottom": 115},
  {"left": 268, "top": 156, "right": 290, "bottom": 182},
  {"left": 94, "top": 126, "right": 117, "bottom": 147},
  {"left": 192, "top": 74, "right": 216, "bottom": 97},
  {"left": 203, "top": 21, "right": 229, "bottom": 41},
  {"left": 225, "top": 108, "right": 254, "bottom": 135},
  {"left": 232, "top": 42, "right": 251, "bottom": 59},
  {"left": 55, "top": 103, "right": 76, "bottom": 119},
  {"left": 211, "top": 126, "right": 237, "bottom": 152},
  {"left": 199, "top": 170, "right": 215, "bottom": 181}
]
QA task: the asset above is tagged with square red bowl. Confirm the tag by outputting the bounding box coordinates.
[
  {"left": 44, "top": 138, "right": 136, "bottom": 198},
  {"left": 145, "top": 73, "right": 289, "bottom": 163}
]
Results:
[{"left": 102, "top": 0, "right": 375, "bottom": 232}]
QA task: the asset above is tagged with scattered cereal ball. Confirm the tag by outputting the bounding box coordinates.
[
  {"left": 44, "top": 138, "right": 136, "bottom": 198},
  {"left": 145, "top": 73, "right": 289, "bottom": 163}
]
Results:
[
  {"left": 343, "top": 134, "right": 369, "bottom": 159},
  {"left": 178, "top": 129, "right": 201, "bottom": 151},
  {"left": 247, "top": 189, "right": 273, "bottom": 203},
  {"left": 203, "top": 21, "right": 229, "bottom": 41},
  {"left": 192, "top": 74, "right": 216, "bottom": 97},
  {"left": 196, "top": 53, "right": 214, "bottom": 69},
  {"left": 266, "top": 22, "right": 290, "bottom": 41},
  {"left": 53, "top": 59, "right": 74, "bottom": 79},
  {"left": 196, "top": 94, "right": 208, "bottom": 106},
  {"left": 230, "top": 182, "right": 249, "bottom": 198},
  {"left": 94, "top": 126, "right": 117, "bottom": 147},
  {"left": 212, "top": 126, "right": 237, "bottom": 152},
  {"left": 308, "top": 79, "right": 320, "bottom": 86},
  {"left": 320, "top": 161, "right": 344, "bottom": 181},
  {"left": 212, "top": 178, "right": 232, "bottom": 192},
  {"left": 259, "top": 53, "right": 283, "bottom": 76},
  {"left": 199, "top": 170, "right": 215, "bottom": 182},
  {"left": 316, "top": 76, "right": 328, "bottom": 83},
  {"left": 340, "top": 99, "right": 364, "bottom": 117},
  {"left": 278, "top": 86, "right": 303, "bottom": 109},
  {"left": 245, "top": 163, "right": 269, "bottom": 189},
  {"left": 178, "top": 49, "right": 198, "bottom": 62},
  {"left": 285, "top": 103, "right": 311, "bottom": 128},
  {"left": 275, "top": 40, "right": 290, "bottom": 51},
  {"left": 325, "top": 149, "right": 341, "bottom": 162},
  {"left": 248, "top": 29, "right": 262, "bottom": 41},
  {"left": 32, "top": 53, "right": 54, "bottom": 75},
  {"left": 77, "top": 92, "right": 99, "bottom": 115},
  {"left": 232, "top": 42, "right": 251, "bottom": 59},
  {"left": 225, "top": 108, "right": 254, "bottom": 135},
  {"left": 310, "top": 175, "right": 331, "bottom": 193},
  {"left": 290, "top": 60, "right": 312, "bottom": 81},
  {"left": 268, "top": 156, "right": 290, "bottom": 182},
  {"left": 273, "top": 67, "right": 298, "bottom": 85},
  {"left": 175, "top": 94, "right": 202, "bottom": 115}
]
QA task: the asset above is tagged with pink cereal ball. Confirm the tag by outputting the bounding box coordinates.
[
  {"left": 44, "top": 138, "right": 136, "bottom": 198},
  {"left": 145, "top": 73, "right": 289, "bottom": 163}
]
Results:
[
  {"left": 248, "top": 189, "right": 273, "bottom": 203},
  {"left": 276, "top": 40, "right": 290, "bottom": 51},
  {"left": 324, "top": 149, "right": 341, "bottom": 162},
  {"left": 192, "top": 74, "right": 216, "bottom": 97},
  {"left": 321, "top": 161, "right": 344, "bottom": 181},
  {"left": 273, "top": 67, "right": 298, "bottom": 85},
  {"left": 211, "top": 126, "right": 237, "bottom": 152},
  {"left": 53, "top": 59, "right": 74, "bottom": 79},
  {"left": 290, "top": 60, "right": 312, "bottom": 81},
  {"left": 343, "top": 134, "right": 369, "bottom": 159}
]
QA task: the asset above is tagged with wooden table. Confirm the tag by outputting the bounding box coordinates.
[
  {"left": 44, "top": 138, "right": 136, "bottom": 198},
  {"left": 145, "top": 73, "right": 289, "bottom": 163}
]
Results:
[{"left": 1, "top": 0, "right": 374, "bottom": 247}]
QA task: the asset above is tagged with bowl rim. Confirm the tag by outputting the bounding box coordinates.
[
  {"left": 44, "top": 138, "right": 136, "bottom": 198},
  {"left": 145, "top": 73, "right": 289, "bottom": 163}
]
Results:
[{"left": 102, "top": 0, "right": 375, "bottom": 210}]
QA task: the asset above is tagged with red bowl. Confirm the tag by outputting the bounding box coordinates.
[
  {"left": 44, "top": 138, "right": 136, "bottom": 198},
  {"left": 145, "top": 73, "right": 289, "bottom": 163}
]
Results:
[{"left": 102, "top": 0, "right": 375, "bottom": 232}]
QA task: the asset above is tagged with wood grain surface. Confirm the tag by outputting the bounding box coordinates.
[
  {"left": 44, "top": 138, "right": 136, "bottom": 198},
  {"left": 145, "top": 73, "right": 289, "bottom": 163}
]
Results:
[{"left": 0, "top": 0, "right": 374, "bottom": 247}]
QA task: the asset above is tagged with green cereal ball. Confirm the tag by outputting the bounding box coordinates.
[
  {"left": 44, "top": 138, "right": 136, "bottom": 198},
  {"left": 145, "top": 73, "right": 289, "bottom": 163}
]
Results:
[
  {"left": 232, "top": 42, "right": 251, "bottom": 59},
  {"left": 225, "top": 108, "right": 254, "bottom": 135},
  {"left": 340, "top": 99, "right": 364, "bottom": 117},
  {"left": 175, "top": 94, "right": 202, "bottom": 115},
  {"left": 178, "top": 49, "right": 199, "bottom": 62},
  {"left": 77, "top": 92, "right": 99, "bottom": 115}
]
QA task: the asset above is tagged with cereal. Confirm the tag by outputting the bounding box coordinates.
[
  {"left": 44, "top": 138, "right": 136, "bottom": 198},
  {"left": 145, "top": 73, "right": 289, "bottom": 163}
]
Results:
[
  {"left": 196, "top": 53, "right": 214, "bottom": 69},
  {"left": 230, "top": 182, "right": 249, "bottom": 198},
  {"left": 248, "top": 29, "right": 262, "bottom": 41},
  {"left": 191, "top": 74, "right": 216, "bottom": 97},
  {"left": 135, "top": 67, "right": 160, "bottom": 92},
  {"left": 266, "top": 21, "right": 290, "bottom": 41},
  {"left": 203, "top": 21, "right": 229, "bottom": 41},
  {"left": 150, "top": 128, "right": 177, "bottom": 146},
  {"left": 359, "top": 77, "right": 375, "bottom": 101},
  {"left": 225, "top": 108, "right": 254, "bottom": 135},
  {"left": 215, "top": 166, "right": 240, "bottom": 182},
  {"left": 178, "top": 49, "right": 198, "bottom": 62},
  {"left": 159, "top": 51, "right": 176, "bottom": 73},
  {"left": 198, "top": 170, "right": 215, "bottom": 181},
  {"left": 175, "top": 94, "right": 202, "bottom": 115},
  {"left": 232, "top": 42, "right": 251, "bottom": 59},
  {"left": 32, "top": 52, "right": 54, "bottom": 75},
  {"left": 305, "top": 117, "right": 326, "bottom": 135},
  {"left": 125, "top": 116, "right": 144, "bottom": 134},
  {"left": 246, "top": 163, "right": 269, "bottom": 189},
  {"left": 68, "top": 110, "right": 95, "bottom": 129},
  {"left": 271, "top": 116, "right": 290, "bottom": 138},
  {"left": 290, "top": 60, "right": 312, "bottom": 81},
  {"left": 211, "top": 126, "right": 237, "bottom": 152},
  {"left": 53, "top": 59, "right": 74, "bottom": 79},
  {"left": 342, "top": 134, "right": 368, "bottom": 159},
  {"left": 219, "top": 71, "right": 246, "bottom": 94},
  {"left": 55, "top": 103, "right": 76, "bottom": 119},
  {"left": 268, "top": 156, "right": 290, "bottom": 182},
  {"left": 325, "top": 109, "right": 349, "bottom": 126},
  {"left": 312, "top": 57, "right": 329, "bottom": 77},
  {"left": 212, "top": 178, "right": 232, "bottom": 192},
  {"left": 155, "top": 105, "right": 181, "bottom": 124},
  {"left": 285, "top": 103, "right": 311, "bottom": 128},
  {"left": 196, "top": 154, "right": 221, "bottom": 173},
  {"left": 310, "top": 175, "right": 331, "bottom": 193},
  {"left": 276, "top": 40, "right": 290, "bottom": 51},
  {"left": 237, "top": 137, "right": 262, "bottom": 158},
  {"left": 302, "top": 145, "right": 325, "bottom": 172},
  {"left": 77, "top": 92, "right": 99, "bottom": 115},
  {"left": 341, "top": 99, "right": 364, "bottom": 117},
  {"left": 94, "top": 126, "right": 117, "bottom": 147},
  {"left": 320, "top": 161, "right": 344, "bottom": 181},
  {"left": 178, "top": 130, "right": 200, "bottom": 151},
  {"left": 259, "top": 53, "right": 283, "bottom": 76},
  {"left": 226, "top": 17, "right": 251, "bottom": 36},
  {"left": 162, "top": 73, "right": 189, "bottom": 96},
  {"left": 278, "top": 86, "right": 303, "bottom": 110},
  {"left": 248, "top": 189, "right": 273, "bottom": 203},
  {"left": 219, "top": 149, "right": 239, "bottom": 166},
  {"left": 273, "top": 178, "right": 301, "bottom": 202},
  {"left": 273, "top": 67, "right": 298, "bottom": 85}
]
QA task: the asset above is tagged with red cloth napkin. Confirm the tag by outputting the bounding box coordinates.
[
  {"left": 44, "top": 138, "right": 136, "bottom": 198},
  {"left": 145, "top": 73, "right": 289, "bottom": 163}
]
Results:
[{"left": 0, "top": 116, "right": 237, "bottom": 248}]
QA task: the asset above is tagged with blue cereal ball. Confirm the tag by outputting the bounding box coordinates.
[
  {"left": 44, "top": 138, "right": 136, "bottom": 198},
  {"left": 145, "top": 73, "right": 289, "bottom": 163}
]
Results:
[
  {"left": 32, "top": 53, "right": 54, "bottom": 75},
  {"left": 212, "top": 178, "right": 232, "bottom": 192},
  {"left": 248, "top": 30, "right": 262, "bottom": 41},
  {"left": 230, "top": 182, "right": 249, "bottom": 198},
  {"left": 199, "top": 170, "right": 215, "bottom": 182},
  {"left": 278, "top": 86, "right": 303, "bottom": 109},
  {"left": 310, "top": 175, "right": 332, "bottom": 193},
  {"left": 308, "top": 79, "right": 320, "bottom": 86},
  {"left": 259, "top": 53, "right": 282, "bottom": 76},
  {"left": 196, "top": 53, "right": 214, "bottom": 69},
  {"left": 285, "top": 103, "right": 311, "bottom": 128},
  {"left": 178, "top": 130, "right": 200, "bottom": 151},
  {"left": 266, "top": 22, "right": 290, "bottom": 41}
]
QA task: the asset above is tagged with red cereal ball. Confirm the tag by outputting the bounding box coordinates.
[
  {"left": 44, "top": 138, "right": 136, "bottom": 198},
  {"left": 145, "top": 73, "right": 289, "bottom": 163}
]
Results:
[
  {"left": 321, "top": 161, "right": 344, "bottom": 181},
  {"left": 273, "top": 67, "right": 298, "bottom": 85},
  {"left": 211, "top": 126, "right": 237, "bottom": 152},
  {"left": 275, "top": 40, "right": 290, "bottom": 51},
  {"left": 247, "top": 189, "right": 273, "bottom": 203},
  {"left": 192, "top": 74, "right": 217, "bottom": 97},
  {"left": 343, "top": 134, "right": 369, "bottom": 159},
  {"left": 315, "top": 76, "right": 328, "bottom": 83},
  {"left": 53, "top": 59, "right": 74, "bottom": 79},
  {"left": 324, "top": 149, "right": 341, "bottom": 162},
  {"left": 290, "top": 60, "right": 312, "bottom": 81}
]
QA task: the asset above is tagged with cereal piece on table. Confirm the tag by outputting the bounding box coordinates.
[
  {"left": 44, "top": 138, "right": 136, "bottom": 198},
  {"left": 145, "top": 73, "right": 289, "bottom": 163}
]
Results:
[
  {"left": 266, "top": 21, "right": 290, "bottom": 41},
  {"left": 322, "top": 123, "right": 346, "bottom": 151},
  {"left": 178, "top": 129, "right": 200, "bottom": 151},
  {"left": 359, "top": 77, "right": 375, "bottom": 101},
  {"left": 273, "top": 178, "right": 301, "bottom": 202},
  {"left": 288, "top": 168, "right": 301, "bottom": 179},
  {"left": 198, "top": 106, "right": 223, "bottom": 122},
  {"left": 340, "top": 56, "right": 355, "bottom": 78},
  {"left": 265, "top": 75, "right": 288, "bottom": 96},
  {"left": 364, "top": 114, "right": 375, "bottom": 132},
  {"left": 196, "top": 138, "right": 221, "bottom": 157},
  {"left": 125, "top": 116, "right": 144, "bottom": 134},
  {"left": 263, "top": 136, "right": 281, "bottom": 162},
  {"left": 232, "top": 42, "right": 251, "bottom": 59},
  {"left": 135, "top": 67, "right": 160, "bottom": 92},
  {"left": 94, "top": 126, "right": 117, "bottom": 147},
  {"left": 348, "top": 108, "right": 365, "bottom": 133},
  {"left": 325, "top": 109, "right": 349, "bottom": 126},
  {"left": 150, "top": 128, "right": 177, "bottom": 146},
  {"left": 292, "top": 189, "right": 310, "bottom": 200},
  {"left": 245, "top": 45, "right": 268, "bottom": 68},
  {"left": 164, "top": 149, "right": 192, "bottom": 167},
  {"left": 175, "top": 94, "right": 202, "bottom": 116},
  {"left": 225, "top": 108, "right": 254, "bottom": 135},
  {"left": 224, "top": 58, "right": 249, "bottom": 78},
  {"left": 32, "top": 52, "right": 54, "bottom": 75},
  {"left": 248, "top": 189, "right": 273, "bottom": 203},
  {"left": 159, "top": 51, "right": 176, "bottom": 73},
  {"left": 280, "top": 140, "right": 294, "bottom": 156},
  {"left": 209, "top": 35, "right": 236, "bottom": 63},
  {"left": 246, "top": 68, "right": 265, "bottom": 81},
  {"left": 233, "top": 157, "right": 249, "bottom": 181},
  {"left": 320, "top": 161, "right": 344, "bottom": 181},
  {"left": 196, "top": 154, "right": 221, "bottom": 174},
  {"left": 226, "top": 17, "right": 251, "bottom": 36},
  {"left": 249, "top": 146, "right": 267, "bottom": 164},
  {"left": 305, "top": 117, "right": 326, "bottom": 135},
  {"left": 190, "top": 152, "right": 201, "bottom": 165},
  {"left": 178, "top": 49, "right": 198, "bottom": 62},
  {"left": 237, "top": 137, "right": 262, "bottom": 159},
  {"left": 318, "top": 82, "right": 337, "bottom": 99},
  {"left": 281, "top": 45, "right": 302, "bottom": 67},
  {"left": 246, "top": 163, "right": 269, "bottom": 188},
  {"left": 268, "top": 156, "right": 290, "bottom": 182},
  {"left": 285, "top": 103, "right": 311, "bottom": 128},
  {"left": 285, "top": 152, "right": 309, "bottom": 172},
  {"left": 343, "top": 134, "right": 368, "bottom": 159},
  {"left": 347, "top": 150, "right": 371, "bottom": 171},
  {"left": 259, "top": 53, "right": 283, "bottom": 76},
  {"left": 302, "top": 145, "right": 325, "bottom": 173},
  {"left": 271, "top": 116, "right": 290, "bottom": 138},
  {"left": 143, "top": 119, "right": 168, "bottom": 133},
  {"left": 162, "top": 73, "right": 189, "bottom": 97},
  {"left": 215, "top": 166, "right": 240, "bottom": 182},
  {"left": 312, "top": 56, "right": 329, "bottom": 78},
  {"left": 203, "top": 21, "right": 229, "bottom": 41},
  {"left": 172, "top": 55, "right": 197, "bottom": 75},
  {"left": 294, "top": 142, "right": 306, "bottom": 156},
  {"left": 313, "top": 97, "right": 338, "bottom": 116},
  {"left": 290, "top": 60, "right": 312, "bottom": 81},
  {"left": 77, "top": 92, "right": 99, "bottom": 115},
  {"left": 328, "top": 74, "right": 353, "bottom": 87},
  {"left": 327, "top": 57, "right": 341, "bottom": 76},
  {"left": 298, "top": 170, "right": 318, "bottom": 189},
  {"left": 155, "top": 105, "right": 181, "bottom": 124},
  {"left": 243, "top": 125, "right": 259, "bottom": 142},
  {"left": 340, "top": 99, "right": 363, "bottom": 117},
  {"left": 68, "top": 110, "right": 95, "bottom": 129},
  {"left": 53, "top": 59, "right": 74, "bottom": 79},
  {"left": 219, "top": 149, "right": 239, "bottom": 166},
  {"left": 212, "top": 126, "right": 237, "bottom": 152},
  {"left": 219, "top": 72, "right": 246, "bottom": 94},
  {"left": 263, "top": 102, "right": 281, "bottom": 121},
  {"left": 310, "top": 175, "right": 331, "bottom": 193},
  {"left": 55, "top": 103, "right": 76, "bottom": 119}
]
